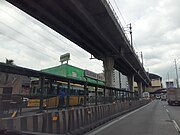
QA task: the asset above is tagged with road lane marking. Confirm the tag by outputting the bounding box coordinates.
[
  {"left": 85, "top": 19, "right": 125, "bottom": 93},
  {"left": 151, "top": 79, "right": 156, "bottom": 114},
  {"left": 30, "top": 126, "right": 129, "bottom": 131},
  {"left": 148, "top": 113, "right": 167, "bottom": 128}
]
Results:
[
  {"left": 172, "top": 120, "right": 180, "bottom": 134},
  {"left": 88, "top": 101, "right": 153, "bottom": 135},
  {"left": 166, "top": 109, "right": 169, "bottom": 113},
  {"left": 165, "top": 105, "right": 180, "bottom": 134}
]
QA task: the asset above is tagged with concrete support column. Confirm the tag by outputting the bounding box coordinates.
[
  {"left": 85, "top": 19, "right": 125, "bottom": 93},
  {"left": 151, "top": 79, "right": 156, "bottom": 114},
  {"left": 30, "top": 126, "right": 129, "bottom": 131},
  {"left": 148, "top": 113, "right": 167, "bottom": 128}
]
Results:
[
  {"left": 137, "top": 82, "right": 143, "bottom": 97},
  {"left": 103, "top": 57, "right": 114, "bottom": 96},
  {"left": 127, "top": 75, "right": 134, "bottom": 92}
]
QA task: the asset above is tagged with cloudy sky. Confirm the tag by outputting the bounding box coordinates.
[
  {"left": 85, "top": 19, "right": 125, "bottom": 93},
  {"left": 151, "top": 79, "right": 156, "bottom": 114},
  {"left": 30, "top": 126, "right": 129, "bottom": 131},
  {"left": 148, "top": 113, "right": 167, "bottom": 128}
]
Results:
[{"left": 0, "top": 0, "right": 180, "bottom": 86}]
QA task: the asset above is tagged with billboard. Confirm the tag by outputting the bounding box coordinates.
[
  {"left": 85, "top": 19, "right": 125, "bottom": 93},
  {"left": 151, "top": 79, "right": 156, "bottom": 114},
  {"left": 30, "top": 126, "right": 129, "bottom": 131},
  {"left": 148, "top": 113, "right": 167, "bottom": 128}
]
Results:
[
  {"left": 84, "top": 70, "right": 97, "bottom": 80},
  {"left": 60, "top": 53, "right": 70, "bottom": 63},
  {"left": 166, "top": 81, "right": 174, "bottom": 88}
]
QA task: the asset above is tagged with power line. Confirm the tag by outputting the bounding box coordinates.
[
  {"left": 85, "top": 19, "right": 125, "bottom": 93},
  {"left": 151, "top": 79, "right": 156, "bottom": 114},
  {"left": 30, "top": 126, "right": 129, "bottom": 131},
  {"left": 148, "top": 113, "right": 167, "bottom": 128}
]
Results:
[
  {"left": 0, "top": 4, "right": 101, "bottom": 71},
  {"left": 0, "top": 8, "right": 87, "bottom": 58},
  {"left": 0, "top": 21, "right": 86, "bottom": 66},
  {"left": 0, "top": 32, "right": 58, "bottom": 62},
  {"left": 113, "top": 0, "right": 127, "bottom": 26}
]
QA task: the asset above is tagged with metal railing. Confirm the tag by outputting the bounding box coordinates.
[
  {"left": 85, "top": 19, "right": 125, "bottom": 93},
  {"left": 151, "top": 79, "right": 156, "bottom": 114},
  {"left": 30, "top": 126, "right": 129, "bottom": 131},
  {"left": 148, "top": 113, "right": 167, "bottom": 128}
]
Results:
[
  {"left": 105, "top": 0, "right": 146, "bottom": 69},
  {"left": 105, "top": 0, "right": 131, "bottom": 47},
  {"left": 0, "top": 91, "right": 140, "bottom": 118}
]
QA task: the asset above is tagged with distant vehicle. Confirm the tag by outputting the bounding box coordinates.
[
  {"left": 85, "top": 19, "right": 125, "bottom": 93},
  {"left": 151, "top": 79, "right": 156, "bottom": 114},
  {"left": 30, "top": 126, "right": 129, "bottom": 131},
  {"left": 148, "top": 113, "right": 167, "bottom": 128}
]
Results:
[
  {"left": 161, "top": 94, "right": 167, "bottom": 101},
  {"left": 142, "top": 92, "right": 150, "bottom": 99},
  {"left": 156, "top": 95, "right": 160, "bottom": 100},
  {"left": 167, "top": 88, "right": 180, "bottom": 105}
]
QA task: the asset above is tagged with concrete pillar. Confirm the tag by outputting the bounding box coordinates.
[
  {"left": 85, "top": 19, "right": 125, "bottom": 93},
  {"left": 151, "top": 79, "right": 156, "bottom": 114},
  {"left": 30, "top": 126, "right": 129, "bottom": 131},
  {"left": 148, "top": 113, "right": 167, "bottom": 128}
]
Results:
[
  {"left": 137, "top": 82, "right": 143, "bottom": 97},
  {"left": 127, "top": 75, "right": 134, "bottom": 92},
  {"left": 103, "top": 57, "right": 114, "bottom": 96}
]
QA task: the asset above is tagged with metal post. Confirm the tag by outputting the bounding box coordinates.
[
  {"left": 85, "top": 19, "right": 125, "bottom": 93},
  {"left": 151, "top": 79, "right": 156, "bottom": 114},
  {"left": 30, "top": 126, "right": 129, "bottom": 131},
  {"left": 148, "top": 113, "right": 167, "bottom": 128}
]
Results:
[
  {"left": 120, "top": 91, "right": 123, "bottom": 102},
  {"left": 103, "top": 87, "right": 106, "bottom": 104},
  {"left": 0, "top": 95, "right": 2, "bottom": 130},
  {"left": 109, "top": 89, "right": 112, "bottom": 103},
  {"left": 39, "top": 75, "right": 45, "bottom": 113},
  {"left": 66, "top": 81, "right": 70, "bottom": 108},
  {"left": 122, "top": 92, "right": 124, "bottom": 102},
  {"left": 50, "top": 80, "right": 53, "bottom": 94},
  {"left": 84, "top": 83, "right": 87, "bottom": 107},
  {"left": 129, "top": 23, "right": 133, "bottom": 47},
  {"left": 141, "top": 52, "right": 144, "bottom": 66},
  {"left": 175, "top": 59, "right": 179, "bottom": 88},
  {"left": 95, "top": 86, "right": 98, "bottom": 105}
]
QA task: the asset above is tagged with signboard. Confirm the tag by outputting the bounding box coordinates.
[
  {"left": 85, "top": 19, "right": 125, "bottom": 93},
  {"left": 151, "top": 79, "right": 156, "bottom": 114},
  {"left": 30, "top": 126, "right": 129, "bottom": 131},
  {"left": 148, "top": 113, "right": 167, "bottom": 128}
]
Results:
[
  {"left": 84, "top": 70, "right": 97, "bottom": 80},
  {"left": 97, "top": 74, "right": 105, "bottom": 81},
  {"left": 60, "top": 53, "right": 70, "bottom": 63},
  {"left": 166, "top": 81, "right": 174, "bottom": 88}
]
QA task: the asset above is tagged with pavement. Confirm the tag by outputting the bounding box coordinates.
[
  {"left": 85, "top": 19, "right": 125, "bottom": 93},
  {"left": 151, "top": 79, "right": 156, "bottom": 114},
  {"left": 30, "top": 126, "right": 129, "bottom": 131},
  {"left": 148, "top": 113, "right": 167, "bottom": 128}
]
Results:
[{"left": 86, "top": 100, "right": 180, "bottom": 135}]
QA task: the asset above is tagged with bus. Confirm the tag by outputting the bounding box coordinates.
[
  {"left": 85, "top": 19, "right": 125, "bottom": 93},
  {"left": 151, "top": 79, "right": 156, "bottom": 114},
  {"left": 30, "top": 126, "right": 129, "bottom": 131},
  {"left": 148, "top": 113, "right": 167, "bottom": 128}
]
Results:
[
  {"left": 26, "top": 80, "right": 85, "bottom": 107},
  {"left": 142, "top": 92, "right": 150, "bottom": 99},
  {"left": 26, "top": 80, "right": 103, "bottom": 108}
]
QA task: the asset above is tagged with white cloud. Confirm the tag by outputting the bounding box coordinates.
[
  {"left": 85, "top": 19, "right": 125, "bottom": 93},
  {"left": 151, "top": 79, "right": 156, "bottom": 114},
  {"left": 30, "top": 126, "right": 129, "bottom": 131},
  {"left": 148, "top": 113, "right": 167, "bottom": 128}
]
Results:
[
  {"left": 0, "top": 0, "right": 103, "bottom": 73},
  {"left": 1, "top": 0, "right": 180, "bottom": 87},
  {"left": 112, "top": 0, "right": 180, "bottom": 86}
]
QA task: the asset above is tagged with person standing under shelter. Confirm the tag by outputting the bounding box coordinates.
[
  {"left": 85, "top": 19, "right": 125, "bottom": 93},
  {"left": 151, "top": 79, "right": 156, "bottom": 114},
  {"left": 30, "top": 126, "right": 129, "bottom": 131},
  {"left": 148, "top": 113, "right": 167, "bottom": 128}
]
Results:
[{"left": 58, "top": 89, "right": 66, "bottom": 109}]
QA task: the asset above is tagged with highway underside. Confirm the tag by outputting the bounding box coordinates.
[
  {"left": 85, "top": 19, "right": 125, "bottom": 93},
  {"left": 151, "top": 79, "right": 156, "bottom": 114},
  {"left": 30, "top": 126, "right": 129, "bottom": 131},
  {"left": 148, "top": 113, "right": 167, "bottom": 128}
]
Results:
[{"left": 87, "top": 100, "right": 180, "bottom": 135}]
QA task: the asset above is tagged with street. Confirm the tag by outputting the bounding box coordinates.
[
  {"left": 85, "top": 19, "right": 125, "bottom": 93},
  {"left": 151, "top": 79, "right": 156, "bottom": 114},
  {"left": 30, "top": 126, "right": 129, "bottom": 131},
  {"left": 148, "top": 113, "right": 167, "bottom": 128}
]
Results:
[{"left": 87, "top": 100, "right": 180, "bottom": 135}]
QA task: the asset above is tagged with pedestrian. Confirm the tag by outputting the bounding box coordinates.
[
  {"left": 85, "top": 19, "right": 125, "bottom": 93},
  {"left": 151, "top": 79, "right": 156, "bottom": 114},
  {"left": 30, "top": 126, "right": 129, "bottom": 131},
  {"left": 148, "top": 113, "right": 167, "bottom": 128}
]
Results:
[{"left": 58, "top": 89, "right": 66, "bottom": 109}]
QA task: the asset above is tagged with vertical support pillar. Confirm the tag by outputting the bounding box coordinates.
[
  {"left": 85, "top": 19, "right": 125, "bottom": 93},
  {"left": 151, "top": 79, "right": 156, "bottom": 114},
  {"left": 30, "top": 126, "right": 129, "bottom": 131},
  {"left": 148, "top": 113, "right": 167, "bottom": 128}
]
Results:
[
  {"left": 66, "top": 81, "right": 70, "bottom": 108},
  {"left": 142, "top": 85, "right": 146, "bottom": 92},
  {"left": 95, "top": 86, "right": 98, "bottom": 105},
  {"left": 0, "top": 95, "right": 2, "bottom": 130},
  {"left": 39, "top": 75, "right": 45, "bottom": 113},
  {"left": 137, "top": 82, "right": 143, "bottom": 98},
  {"left": 49, "top": 80, "right": 53, "bottom": 94},
  {"left": 127, "top": 75, "right": 134, "bottom": 92},
  {"left": 84, "top": 83, "right": 88, "bottom": 107},
  {"left": 122, "top": 91, "right": 124, "bottom": 102},
  {"left": 103, "top": 57, "right": 114, "bottom": 103},
  {"left": 103, "top": 87, "right": 106, "bottom": 104}
]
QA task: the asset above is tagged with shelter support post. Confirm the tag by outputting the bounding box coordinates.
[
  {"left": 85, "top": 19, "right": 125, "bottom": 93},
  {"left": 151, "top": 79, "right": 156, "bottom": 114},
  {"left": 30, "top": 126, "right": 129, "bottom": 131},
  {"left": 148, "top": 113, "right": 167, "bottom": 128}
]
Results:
[{"left": 39, "top": 75, "right": 45, "bottom": 113}]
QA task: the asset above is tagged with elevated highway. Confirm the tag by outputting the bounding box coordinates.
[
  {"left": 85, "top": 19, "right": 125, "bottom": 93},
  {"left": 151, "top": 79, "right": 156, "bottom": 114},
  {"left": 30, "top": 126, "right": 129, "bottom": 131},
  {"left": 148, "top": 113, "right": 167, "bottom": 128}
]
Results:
[{"left": 6, "top": 0, "right": 151, "bottom": 90}]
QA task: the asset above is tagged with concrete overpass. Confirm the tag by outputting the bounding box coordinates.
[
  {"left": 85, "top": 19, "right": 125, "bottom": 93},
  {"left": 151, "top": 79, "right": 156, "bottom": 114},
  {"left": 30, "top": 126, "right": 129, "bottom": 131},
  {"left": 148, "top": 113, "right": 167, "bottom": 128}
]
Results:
[{"left": 6, "top": 0, "right": 151, "bottom": 93}]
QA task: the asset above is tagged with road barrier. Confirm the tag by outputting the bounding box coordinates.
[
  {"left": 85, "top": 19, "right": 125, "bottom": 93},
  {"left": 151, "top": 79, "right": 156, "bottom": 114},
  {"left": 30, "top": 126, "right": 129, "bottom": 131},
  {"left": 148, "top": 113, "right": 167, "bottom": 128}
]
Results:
[{"left": 1, "top": 100, "right": 150, "bottom": 135}]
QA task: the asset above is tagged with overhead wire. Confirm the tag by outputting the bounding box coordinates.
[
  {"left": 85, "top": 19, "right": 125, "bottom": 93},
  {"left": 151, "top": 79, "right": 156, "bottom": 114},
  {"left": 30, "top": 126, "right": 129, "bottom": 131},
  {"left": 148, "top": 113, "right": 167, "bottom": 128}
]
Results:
[
  {"left": 0, "top": 20, "right": 87, "bottom": 67},
  {"left": 0, "top": 8, "right": 89, "bottom": 60},
  {"left": 113, "top": 0, "right": 127, "bottom": 27},
  {"left": 0, "top": 8, "right": 87, "bottom": 57},
  {"left": 0, "top": 32, "right": 58, "bottom": 62},
  {"left": 0, "top": 1, "right": 101, "bottom": 71}
]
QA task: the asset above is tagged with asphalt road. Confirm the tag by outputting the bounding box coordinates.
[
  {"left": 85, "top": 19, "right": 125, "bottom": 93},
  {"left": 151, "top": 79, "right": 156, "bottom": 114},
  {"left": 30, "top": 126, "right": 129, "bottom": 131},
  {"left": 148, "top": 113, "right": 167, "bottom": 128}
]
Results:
[{"left": 87, "top": 100, "right": 180, "bottom": 135}]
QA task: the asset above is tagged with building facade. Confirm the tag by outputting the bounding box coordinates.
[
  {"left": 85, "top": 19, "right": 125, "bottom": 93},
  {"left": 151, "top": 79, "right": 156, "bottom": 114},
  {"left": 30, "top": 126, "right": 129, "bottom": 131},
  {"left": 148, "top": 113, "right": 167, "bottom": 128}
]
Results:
[
  {"left": 140, "top": 73, "right": 162, "bottom": 92},
  {"left": 112, "top": 69, "right": 128, "bottom": 89}
]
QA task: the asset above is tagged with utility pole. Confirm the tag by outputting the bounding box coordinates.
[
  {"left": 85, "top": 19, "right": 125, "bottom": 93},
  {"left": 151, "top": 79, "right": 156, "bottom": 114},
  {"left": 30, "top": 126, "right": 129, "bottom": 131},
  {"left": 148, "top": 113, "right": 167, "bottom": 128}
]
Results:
[
  {"left": 175, "top": 59, "right": 179, "bottom": 88},
  {"left": 129, "top": 23, "right": 133, "bottom": 47},
  {"left": 140, "top": 52, "right": 143, "bottom": 66},
  {"left": 167, "top": 72, "right": 169, "bottom": 82}
]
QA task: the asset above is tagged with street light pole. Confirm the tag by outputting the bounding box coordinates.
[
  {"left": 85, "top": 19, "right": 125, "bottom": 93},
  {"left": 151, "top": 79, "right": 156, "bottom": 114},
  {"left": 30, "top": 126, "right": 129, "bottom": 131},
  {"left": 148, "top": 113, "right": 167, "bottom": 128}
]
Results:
[{"left": 175, "top": 59, "right": 179, "bottom": 88}]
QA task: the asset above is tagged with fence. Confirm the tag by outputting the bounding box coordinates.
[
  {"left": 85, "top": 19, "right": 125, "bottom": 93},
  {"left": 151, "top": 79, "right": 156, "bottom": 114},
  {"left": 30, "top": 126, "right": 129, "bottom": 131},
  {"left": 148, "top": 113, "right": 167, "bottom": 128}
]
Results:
[{"left": 1, "top": 99, "right": 150, "bottom": 135}]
